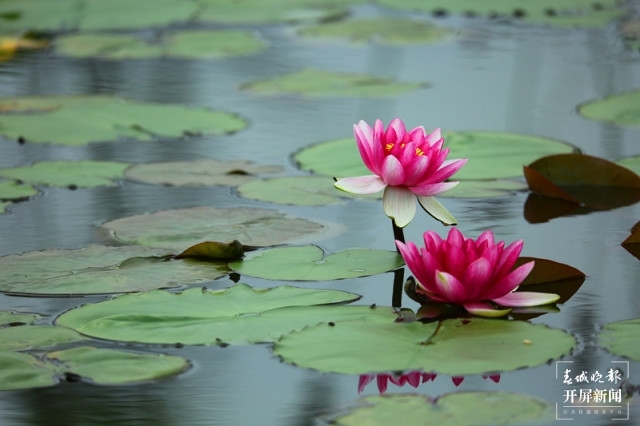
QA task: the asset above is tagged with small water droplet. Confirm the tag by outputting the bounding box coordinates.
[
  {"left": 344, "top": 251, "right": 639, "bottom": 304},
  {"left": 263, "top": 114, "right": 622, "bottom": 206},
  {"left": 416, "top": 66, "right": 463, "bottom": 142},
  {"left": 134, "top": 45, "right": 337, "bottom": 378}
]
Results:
[{"left": 350, "top": 269, "right": 366, "bottom": 273}]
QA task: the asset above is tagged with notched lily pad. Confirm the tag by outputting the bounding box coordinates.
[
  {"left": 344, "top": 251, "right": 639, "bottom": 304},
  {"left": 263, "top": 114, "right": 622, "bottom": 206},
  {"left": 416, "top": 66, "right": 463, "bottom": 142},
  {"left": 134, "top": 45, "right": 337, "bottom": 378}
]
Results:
[
  {"left": 324, "top": 392, "right": 554, "bottom": 426},
  {"left": 228, "top": 245, "right": 404, "bottom": 281},
  {"left": 125, "top": 159, "right": 283, "bottom": 187},
  {"left": 99, "top": 206, "right": 340, "bottom": 250},
  {"left": 524, "top": 154, "right": 640, "bottom": 217},
  {"left": 0, "top": 160, "right": 128, "bottom": 188},
  {"left": 56, "top": 284, "right": 371, "bottom": 345},
  {"left": 274, "top": 317, "right": 575, "bottom": 375},
  {"left": 0, "top": 95, "right": 247, "bottom": 145},
  {"left": 240, "top": 69, "right": 428, "bottom": 97},
  {"left": 598, "top": 318, "right": 640, "bottom": 362},
  {"left": 579, "top": 89, "right": 640, "bottom": 126},
  {"left": 300, "top": 18, "right": 453, "bottom": 45},
  {"left": 57, "top": 30, "right": 266, "bottom": 60},
  {"left": 0, "top": 245, "right": 228, "bottom": 296}
]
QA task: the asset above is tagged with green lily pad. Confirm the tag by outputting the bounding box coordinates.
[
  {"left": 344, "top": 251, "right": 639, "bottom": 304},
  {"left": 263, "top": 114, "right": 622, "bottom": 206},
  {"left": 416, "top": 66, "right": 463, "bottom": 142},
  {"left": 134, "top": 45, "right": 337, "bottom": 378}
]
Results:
[
  {"left": 125, "top": 159, "right": 283, "bottom": 187},
  {"left": 228, "top": 246, "right": 403, "bottom": 281},
  {"left": 236, "top": 176, "right": 379, "bottom": 206},
  {"left": 56, "top": 284, "right": 374, "bottom": 345},
  {"left": 196, "top": 0, "right": 361, "bottom": 24},
  {"left": 598, "top": 318, "right": 640, "bottom": 361},
  {"left": 0, "top": 95, "right": 247, "bottom": 145},
  {"left": 240, "top": 69, "right": 428, "bottom": 97},
  {"left": 0, "top": 325, "right": 86, "bottom": 351},
  {"left": 274, "top": 317, "right": 575, "bottom": 375},
  {"left": 295, "top": 131, "right": 575, "bottom": 182},
  {"left": 0, "top": 0, "right": 198, "bottom": 31},
  {"left": 56, "top": 30, "right": 266, "bottom": 60},
  {"left": 99, "top": 206, "right": 338, "bottom": 250},
  {"left": 0, "top": 180, "right": 38, "bottom": 199},
  {"left": 0, "top": 202, "right": 8, "bottom": 213},
  {"left": 300, "top": 18, "right": 453, "bottom": 45},
  {"left": 617, "top": 155, "right": 640, "bottom": 175},
  {"left": 0, "top": 160, "right": 128, "bottom": 188},
  {"left": 325, "top": 392, "right": 554, "bottom": 426},
  {"left": 375, "top": 0, "right": 625, "bottom": 28},
  {"left": 0, "top": 311, "right": 41, "bottom": 327},
  {"left": 0, "top": 346, "right": 190, "bottom": 390},
  {"left": 0, "top": 245, "right": 228, "bottom": 296},
  {"left": 579, "top": 89, "right": 640, "bottom": 126}
]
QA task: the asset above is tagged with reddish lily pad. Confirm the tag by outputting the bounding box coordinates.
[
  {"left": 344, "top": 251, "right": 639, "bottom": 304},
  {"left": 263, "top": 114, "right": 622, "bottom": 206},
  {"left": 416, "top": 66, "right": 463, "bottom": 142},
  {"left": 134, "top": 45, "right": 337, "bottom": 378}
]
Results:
[
  {"left": 524, "top": 153, "right": 640, "bottom": 211},
  {"left": 175, "top": 240, "right": 245, "bottom": 261},
  {"left": 622, "top": 220, "right": 640, "bottom": 260},
  {"left": 125, "top": 159, "right": 283, "bottom": 187},
  {"left": 99, "top": 207, "right": 339, "bottom": 250},
  {"left": 617, "top": 155, "right": 640, "bottom": 176}
]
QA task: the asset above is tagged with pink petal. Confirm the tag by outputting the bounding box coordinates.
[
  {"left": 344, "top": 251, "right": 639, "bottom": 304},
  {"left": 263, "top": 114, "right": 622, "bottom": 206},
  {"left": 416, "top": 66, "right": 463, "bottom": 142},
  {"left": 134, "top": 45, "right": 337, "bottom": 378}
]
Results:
[
  {"left": 395, "top": 240, "right": 421, "bottom": 271},
  {"left": 404, "top": 155, "right": 430, "bottom": 186},
  {"left": 425, "top": 128, "right": 442, "bottom": 146},
  {"left": 354, "top": 121, "right": 379, "bottom": 175},
  {"left": 409, "top": 181, "right": 459, "bottom": 196},
  {"left": 494, "top": 240, "right": 524, "bottom": 277},
  {"left": 383, "top": 186, "right": 416, "bottom": 228},
  {"left": 376, "top": 375, "right": 389, "bottom": 393},
  {"left": 334, "top": 175, "right": 387, "bottom": 195},
  {"left": 416, "top": 196, "right": 458, "bottom": 225},
  {"left": 387, "top": 118, "right": 406, "bottom": 141},
  {"left": 462, "top": 257, "right": 493, "bottom": 294},
  {"left": 463, "top": 302, "right": 512, "bottom": 318},
  {"left": 483, "top": 374, "right": 501, "bottom": 383},
  {"left": 409, "top": 126, "right": 426, "bottom": 145},
  {"left": 434, "top": 271, "right": 467, "bottom": 304},
  {"left": 358, "top": 375, "right": 374, "bottom": 393},
  {"left": 483, "top": 261, "right": 534, "bottom": 300},
  {"left": 491, "top": 291, "right": 560, "bottom": 307},
  {"left": 428, "top": 158, "right": 468, "bottom": 183},
  {"left": 381, "top": 155, "right": 406, "bottom": 186}
]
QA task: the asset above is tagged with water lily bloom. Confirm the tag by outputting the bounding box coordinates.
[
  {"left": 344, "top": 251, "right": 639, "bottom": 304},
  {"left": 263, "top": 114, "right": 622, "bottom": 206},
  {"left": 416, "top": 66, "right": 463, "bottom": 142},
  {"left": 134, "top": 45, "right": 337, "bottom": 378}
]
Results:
[
  {"left": 396, "top": 228, "right": 560, "bottom": 317},
  {"left": 334, "top": 118, "right": 467, "bottom": 227}
]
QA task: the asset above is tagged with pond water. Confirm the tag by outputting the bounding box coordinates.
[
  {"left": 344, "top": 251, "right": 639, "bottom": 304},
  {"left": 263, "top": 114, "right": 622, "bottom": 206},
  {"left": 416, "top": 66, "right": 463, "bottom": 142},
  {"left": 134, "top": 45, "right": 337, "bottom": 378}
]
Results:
[{"left": 1, "top": 3, "right": 640, "bottom": 426}]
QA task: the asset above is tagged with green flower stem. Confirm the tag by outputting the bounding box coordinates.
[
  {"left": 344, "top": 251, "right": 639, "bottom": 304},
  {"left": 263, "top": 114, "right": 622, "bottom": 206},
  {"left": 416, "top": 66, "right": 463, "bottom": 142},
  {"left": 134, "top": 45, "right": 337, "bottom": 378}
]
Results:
[{"left": 392, "top": 220, "right": 405, "bottom": 248}]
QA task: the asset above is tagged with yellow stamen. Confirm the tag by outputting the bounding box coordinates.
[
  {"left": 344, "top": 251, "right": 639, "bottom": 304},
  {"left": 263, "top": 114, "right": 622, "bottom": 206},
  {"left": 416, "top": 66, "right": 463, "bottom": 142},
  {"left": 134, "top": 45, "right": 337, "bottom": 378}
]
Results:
[
  {"left": 385, "top": 143, "right": 395, "bottom": 152},
  {"left": 416, "top": 147, "right": 424, "bottom": 156}
]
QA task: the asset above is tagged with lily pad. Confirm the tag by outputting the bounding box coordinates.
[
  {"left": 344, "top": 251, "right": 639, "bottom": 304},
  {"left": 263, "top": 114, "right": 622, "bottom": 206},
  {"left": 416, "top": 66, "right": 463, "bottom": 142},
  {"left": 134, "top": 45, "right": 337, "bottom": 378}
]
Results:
[
  {"left": 524, "top": 153, "right": 640, "bottom": 209},
  {"left": 0, "top": 160, "right": 128, "bottom": 188},
  {"left": 0, "top": 180, "right": 38, "bottom": 199},
  {"left": 274, "top": 317, "right": 575, "bottom": 375},
  {"left": 599, "top": 318, "right": 640, "bottom": 362},
  {"left": 375, "top": 0, "right": 625, "bottom": 28},
  {"left": 325, "top": 392, "right": 554, "bottom": 426},
  {"left": 295, "top": 132, "right": 575, "bottom": 182},
  {"left": 0, "top": 95, "right": 246, "bottom": 145},
  {"left": 300, "top": 18, "right": 452, "bottom": 45},
  {"left": 99, "top": 206, "right": 338, "bottom": 250},
  {"left": 228, "top": 245, "right": 403, "bottom": 281},
  {"left": 617, "top": 155, "right": 640, "bottom": 175},
  {"left": 579, "top": 90, "right": 640, "bottom": 126},
  {"left": 0, "top": 0, "right": 198, "bottom": 31},
  {"left": 0, "top": 311, "right": 41, "bottom": 327},
  {"left": 0, "top": 346, "right": 190, "bottom": 390},
  {"left": 55, "top": 284, "right": 375, "bottom": 345},
  {"left": 240, "top": 69, "right": 428, "bottom": 97},
  {"left": 236, "top": 176, "right": 378, "bottom": 206},
  {"left": 0, "top": 245, "right": 228, "bottom": 296},
  {"left": 196, "top": 0, "right": 360, "bottom": 24},
  {"left": 125, "top": 159, "right": 283, "bottom": 187},
  {"left": 0, "top": 325, "right": 86, "bottom": 352},
  {"left": 56, "top": 30, "right": 267, "bottom": 60}
]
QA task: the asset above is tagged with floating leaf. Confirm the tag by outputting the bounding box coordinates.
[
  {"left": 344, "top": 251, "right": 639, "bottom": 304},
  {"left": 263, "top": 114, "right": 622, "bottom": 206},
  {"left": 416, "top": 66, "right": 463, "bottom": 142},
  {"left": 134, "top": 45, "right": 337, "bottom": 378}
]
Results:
[
  {"left": 228, "top": 246, "right": 403, "bottom": 281},
  {"left": 125, "top": 159, "right": 283, "bottom": 187},
  {"left": 196, "top": 0, "right": 361, "bottom": 24},
  {"left": 300, "top": 18, "right": 452, "bottom": 45},
  {"left": 274, "top": 317, "right": 575, "bottom": 375},
  {"left": 175, "top": 240, "right": 245, "bottom": 261},
  {"left": 375, "top": 0, "right": 625, "bottom": 28},
  {"left": 0, "top": 180, "right": 38, "bottom": 199},
  {"left": 56, "top": 284, "right": 372, "bottom": 345},
  {"left": 0, "top": 201, "right": 8, "bottom": 213},
  {"left": 0, "top": 325, "right": 86, "bottom": 352},
  {"left": 0, "top": 311, "right": 41, "bottom": 327},
  {"left": 0, "top": 95, "right": 246, "bottom": 145},
  {"left": 295, "top": 132, "right": 575, "bottom": 182},
  {"left": 579, "top": 89, "right": 640, "bottom": 126},
  {"left": 237, "top": 176, "right": 378, "bottom": 206},
  {"left": 622, "top": 220, "right": 640, "bottom": 260},
  {"left": 325, "top": 392, "right": 554, "bottom": 426},
  {"left": 56, "top": 30, "right": 266, "bottom": 60},
  {"left": 0, "top": 352, "right": 58, "bottom": 390},
  {"left": 240, "top": 69, "right": 428, "bottom": 98},
  {"left": 599, "top": 318, "right": 640, "bottom": 362},
  {"left": 99, "top": 206, "right": 338, "bottom": 250},
  {"left": 0, "top": 160, "right": 128, "bottom": 188},
  {"left": 0, "top": 245, "right": 228, "bottom": 296},
  {"left": 0, "top": 0, "right": 198, "bottom": 31},
  {"left": 524, "top": 153, "right": 640, "bottom": 210}
]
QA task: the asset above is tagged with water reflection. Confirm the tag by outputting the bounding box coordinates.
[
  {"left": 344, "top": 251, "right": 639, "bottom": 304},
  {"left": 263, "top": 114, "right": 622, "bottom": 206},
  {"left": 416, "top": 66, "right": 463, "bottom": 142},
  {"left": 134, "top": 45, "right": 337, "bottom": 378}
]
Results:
[{"left": 358, "top": 371, "right": 500, "bottom": 394}]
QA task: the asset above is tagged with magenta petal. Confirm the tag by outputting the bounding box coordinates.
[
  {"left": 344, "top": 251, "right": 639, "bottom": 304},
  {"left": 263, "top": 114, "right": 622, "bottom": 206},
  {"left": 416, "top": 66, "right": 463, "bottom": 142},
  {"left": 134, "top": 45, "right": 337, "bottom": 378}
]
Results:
[
  {"left": 462, "top": 257, "right": 493, "bottom": 292},
  {"left": 491, "top": 291, "right": 560, "bottom": 307},
  {"left": 428, "top": 158, "right": 468, "bottom": 183},
  {"left": 381, "top": 155, "right": 406, "bottom": 186},
  {"left": 358, "top": 375, "right": 374, "bottom": 393},
  {"left": 434, "top": 271, "right": 467, "bottom": 304},
  {"left": 483, "top": 261, "right": 534, "bottom": 300},
  {"left": 334, "top": 175, "right": 387, "bottom": 195},
  {"left": 383, "top": 186, "right": 416, "bottom": 228},
  {"left": 451, "top": 376, "right": 464, "bottom": 386},
  {"left": 409, "top": 181, "right": 459, "bottom": 196},
  {"left": 376, "top": 375, "right": 389, "bottom": 394},
  {"left": 425, "top": 128, "right": 441, "bottom": 145},
  {"left": 387, "top": 118, "right": 406, "bottom": 141}
]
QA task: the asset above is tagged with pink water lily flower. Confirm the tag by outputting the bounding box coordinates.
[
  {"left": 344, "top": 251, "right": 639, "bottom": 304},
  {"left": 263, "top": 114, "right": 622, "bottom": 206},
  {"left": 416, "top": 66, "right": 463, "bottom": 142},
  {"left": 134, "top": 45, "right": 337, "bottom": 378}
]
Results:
[
  {"left": 334, "top": 118, "right": 467, "bottom": 227},
  {"left": 396, "top": 228, "right": 560, "bottom": 317}
]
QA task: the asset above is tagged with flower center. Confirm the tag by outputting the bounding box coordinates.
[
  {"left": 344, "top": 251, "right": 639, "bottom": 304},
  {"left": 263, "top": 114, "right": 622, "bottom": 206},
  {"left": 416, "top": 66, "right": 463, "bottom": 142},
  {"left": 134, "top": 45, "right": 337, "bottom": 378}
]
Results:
[{"left": 384, "top": 142, "right": 424, "bottom": 157}]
